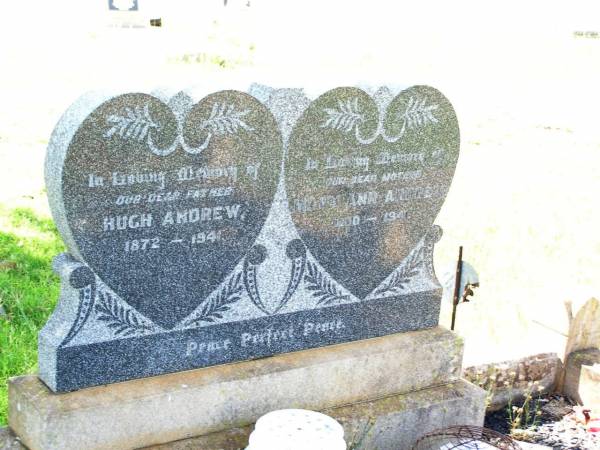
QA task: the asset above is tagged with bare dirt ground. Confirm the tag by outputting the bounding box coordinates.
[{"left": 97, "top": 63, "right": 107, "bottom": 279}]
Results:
[{"left": 486, "top": 395, "right": 600, "bottom": 449}]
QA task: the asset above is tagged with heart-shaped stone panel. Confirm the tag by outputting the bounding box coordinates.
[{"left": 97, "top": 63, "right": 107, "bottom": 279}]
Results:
[
  {"left": 285, "top": 85, "right": 459, "bottom": 299},
  {"left": 47, "top": 91, "right": 281, "bottom": 329}
]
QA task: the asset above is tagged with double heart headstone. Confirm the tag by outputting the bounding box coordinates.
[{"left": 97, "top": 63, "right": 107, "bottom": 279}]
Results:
[{"left": 40, "top": 84, "right": 460, "bottom": 392}]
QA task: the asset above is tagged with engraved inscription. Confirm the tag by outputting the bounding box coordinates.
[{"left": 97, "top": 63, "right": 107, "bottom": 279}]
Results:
[
  {"left": 286, "top": 86, "right": 460, "bottom": 298},
  {"left": 184, "top": 319, "right": 346, "bottom": 357},
  {"left": 60, "top": 91, "right": 282, "bottom": 329}
]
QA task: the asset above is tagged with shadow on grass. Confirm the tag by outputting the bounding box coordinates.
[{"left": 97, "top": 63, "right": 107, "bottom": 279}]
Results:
[
  {"left": 0, "top": 207, "right": 65, "bottom": 426},
  {"left": 9, "top": 207, "right": 58, "bottom": 235}
]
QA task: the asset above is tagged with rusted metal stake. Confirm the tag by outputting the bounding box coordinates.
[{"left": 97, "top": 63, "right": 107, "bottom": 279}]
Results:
[{"left": 450, "top": 246, "right": 463, "bottom": 331}]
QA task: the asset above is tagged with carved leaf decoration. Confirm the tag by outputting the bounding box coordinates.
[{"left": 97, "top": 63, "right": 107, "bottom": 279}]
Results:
[
  {"left": 104, "top": 103, "right": 158, "bottom": 141},
  {"left": 321, "top": 98, "right": 364, "bottom": 132},
  {"left": 201, "top": 103, "right": 253, "bottom": 135},
  {"left": 304, "top": 261, "right": 350, "bottom": 306},
  {"left": 399, "top": 96, "right": 438, "bottom": 132},
  {"left": 95, "top": 291, "right": 155, "bottom": 337},
  {"left": 184, "top": 272, "right": 244, "bottom": 327},
  {"left": 61, "top": 283, "right": 95, "bottom": 347},
  {"left": 320, "top": 94, "right": 441, "bottom": 144},
  {"left": 373, "top": 247, "right": 424, "bottom": 296}
]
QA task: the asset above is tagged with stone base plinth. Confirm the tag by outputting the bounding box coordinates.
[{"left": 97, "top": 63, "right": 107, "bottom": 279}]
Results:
[
  {"left": 146, "top": 380, "right": 485, "bottom": 450},
  {"left": 9, "top": 327, "right": 481, "bottom": 450},
  {"left": 0, "top": 427, "right": 24, "bottom": 450}
]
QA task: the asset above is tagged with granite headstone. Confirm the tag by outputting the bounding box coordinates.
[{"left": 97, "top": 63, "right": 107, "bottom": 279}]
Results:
[{"left": 40, "top": 84, "right": 460, "bottom": 392}]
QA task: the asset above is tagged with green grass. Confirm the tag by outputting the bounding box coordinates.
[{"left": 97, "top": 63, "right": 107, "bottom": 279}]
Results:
[{"left": 0, "top": 206, "right": 64, "bottom": 426}]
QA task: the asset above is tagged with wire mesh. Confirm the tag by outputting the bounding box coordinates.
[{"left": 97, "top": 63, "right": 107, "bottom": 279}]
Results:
[{"left": 412, "top": 425, "right": 520, "bottom": 450}]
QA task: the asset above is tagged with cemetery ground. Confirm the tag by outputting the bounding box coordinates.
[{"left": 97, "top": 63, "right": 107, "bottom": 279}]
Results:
[
  {"left": 2, "top": 4, "right": 600, "bottom": 447},
  {"left": 1, "top": 90, "right": 598, "bottom": 432},
  {"left": 0, "top": 204, "right": 63, "bottom": 425}
]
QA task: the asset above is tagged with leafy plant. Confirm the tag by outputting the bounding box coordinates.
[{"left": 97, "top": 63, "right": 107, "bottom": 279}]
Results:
[
  {"left": 95, "top": 291, "right": 155, "bottom": 337},
  {"left": 304, "top": 261, "right": 350, "bottom": 306},
  {"left": 471, "top": 367, "right": 499, "bottom": 410},
  {"left": 507, "top": 378, "right": 544, "bottom": 434},
  {"left": 184, "top": 272, "right": 244, "bottom": 327}
]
